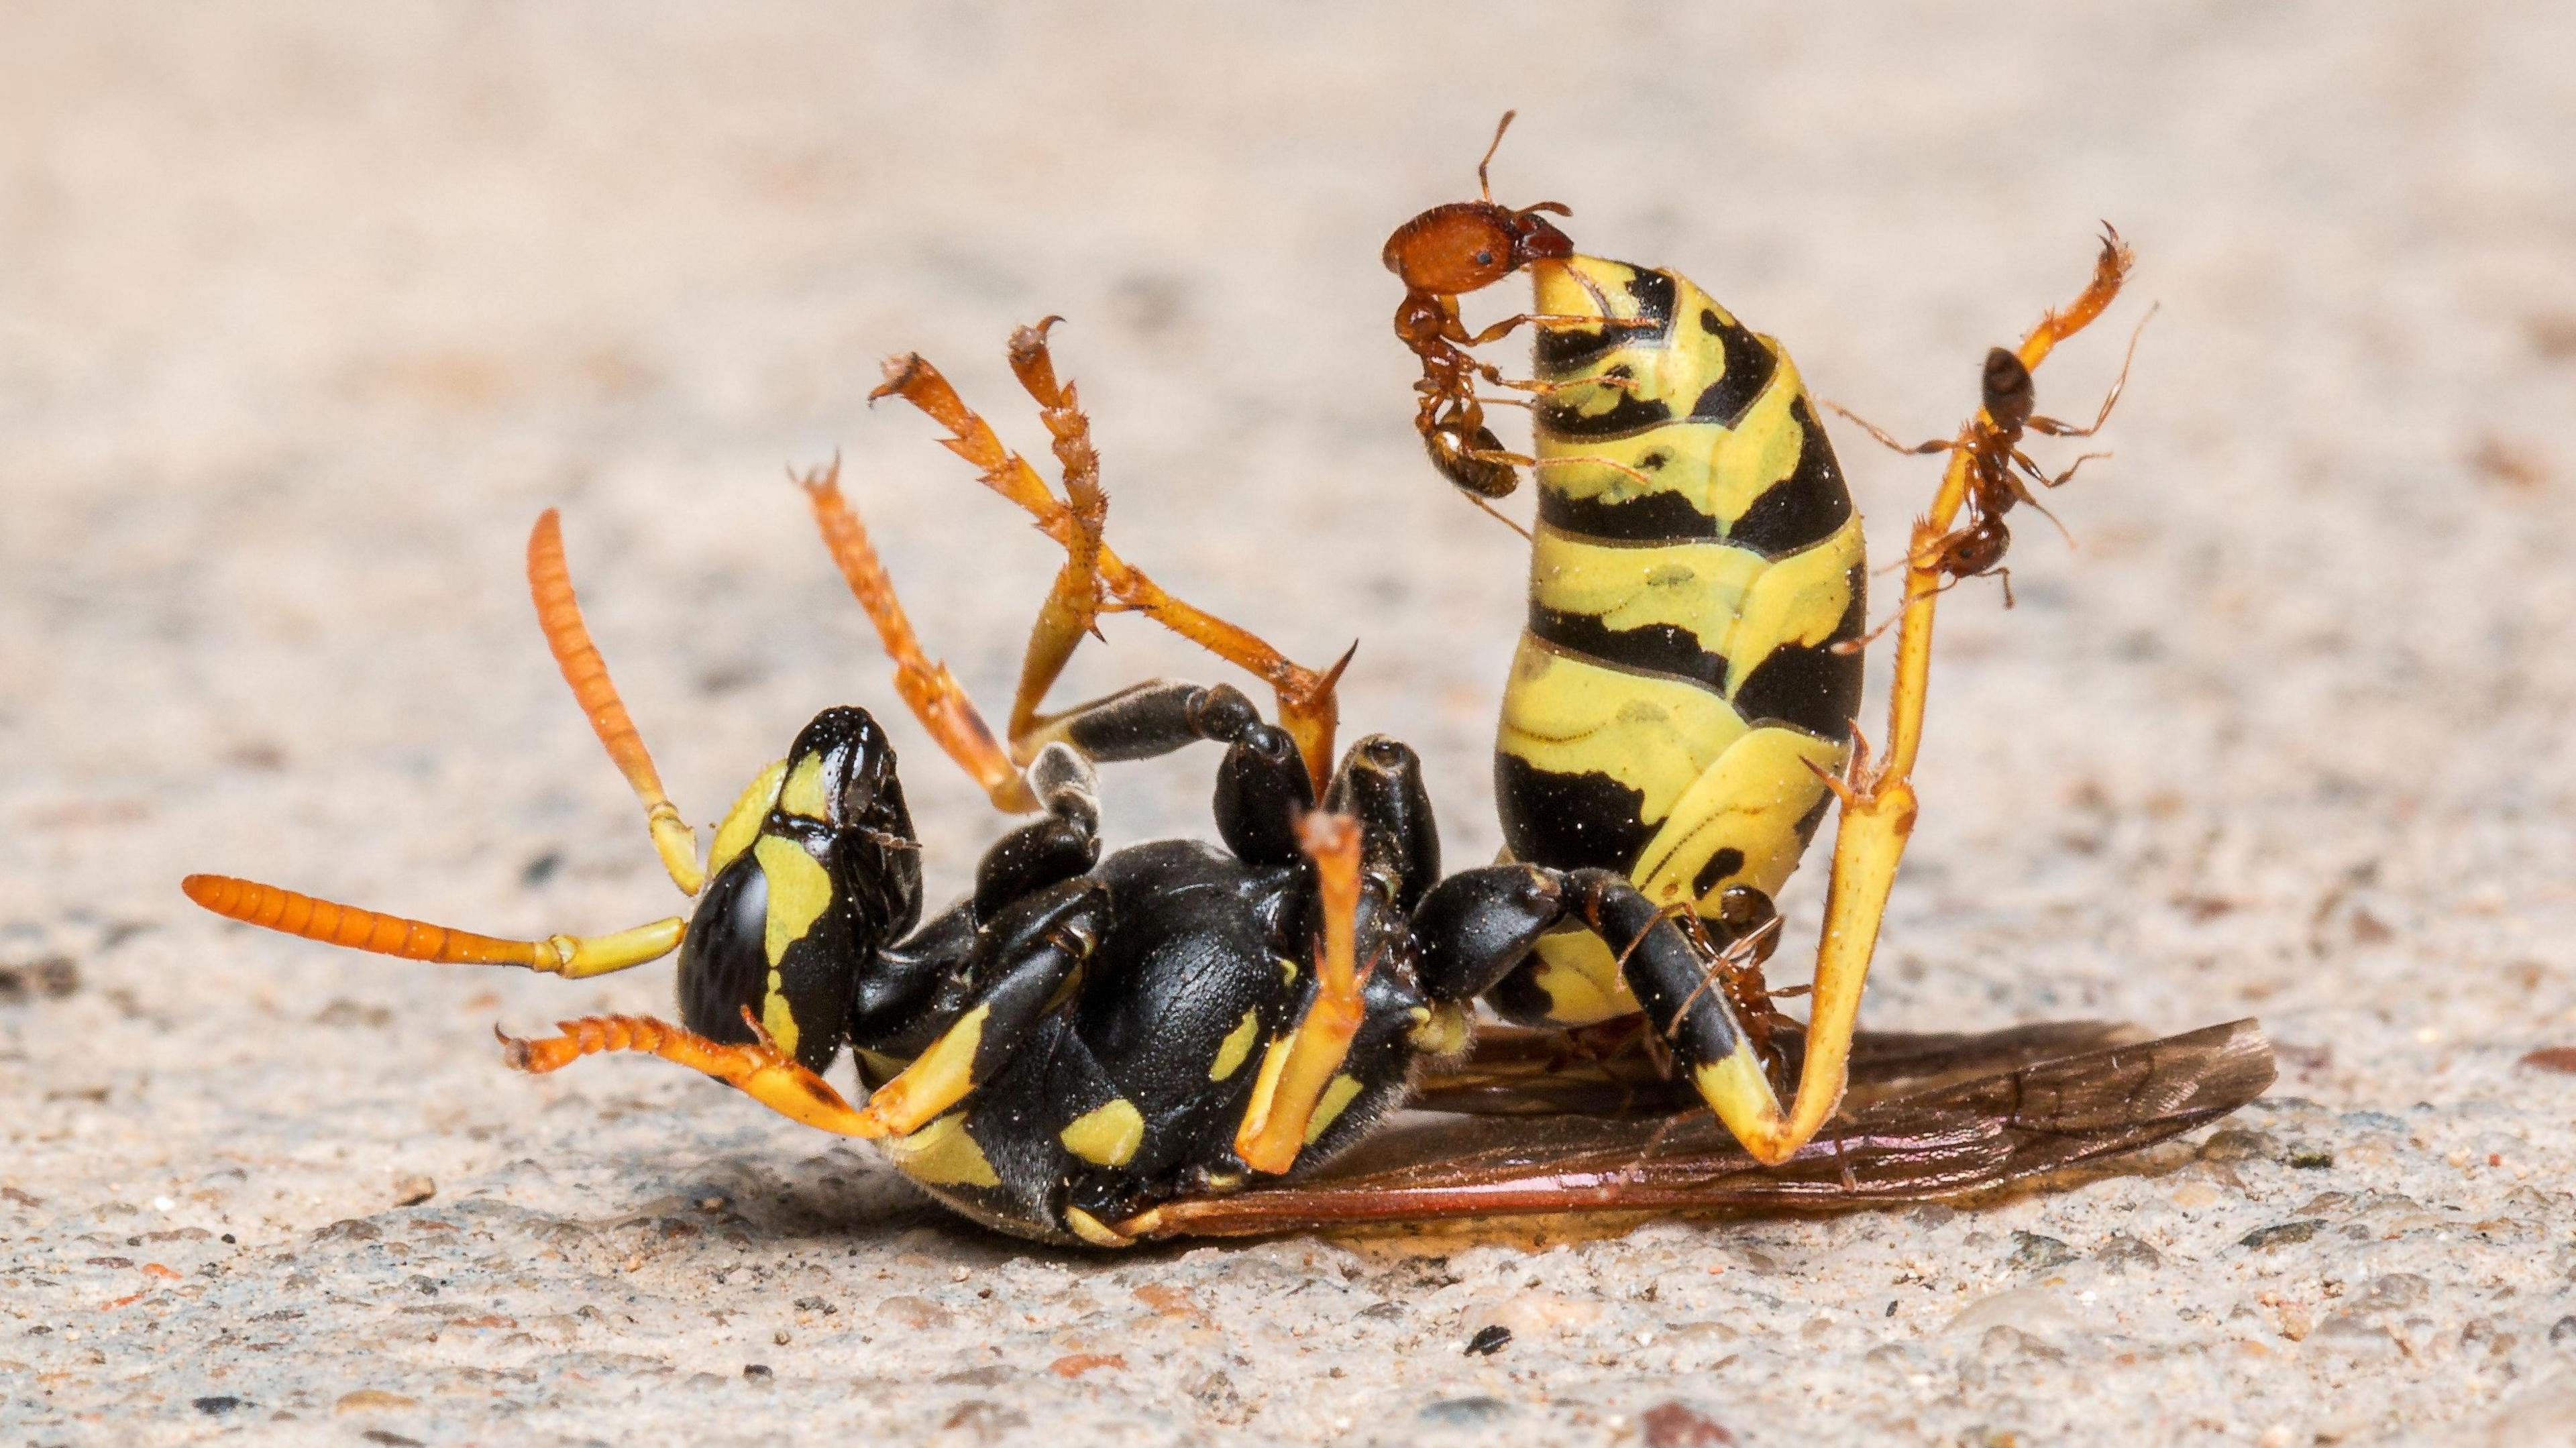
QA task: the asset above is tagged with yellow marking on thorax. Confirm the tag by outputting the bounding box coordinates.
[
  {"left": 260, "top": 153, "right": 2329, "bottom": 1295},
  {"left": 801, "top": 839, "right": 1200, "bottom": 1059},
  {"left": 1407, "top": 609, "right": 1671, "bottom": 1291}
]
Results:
[
  {"left": 709, "top": 760, "right": 788, "bottom": 879},
  {"left": 1498, "top": 639, "right": 1750, "bottom": 827},
  {"left": 1209, "top": 1008, "right": 1261, "bottom": 1081},
  {"left": 885, "top": 1112, "right": 999, "bottom": 1188},
  {"left": 1059, "top": 1098, "right": 1146, "bottom": 1168},
  {"left": 754, "top": 834, "right": 833, "bottom": 967},
  {"left": 1303, "top": 1074, "right": 1364, "bottom": 1146},
  {"left": 778, "top": 751, "right": 833, "bottom": 820}
]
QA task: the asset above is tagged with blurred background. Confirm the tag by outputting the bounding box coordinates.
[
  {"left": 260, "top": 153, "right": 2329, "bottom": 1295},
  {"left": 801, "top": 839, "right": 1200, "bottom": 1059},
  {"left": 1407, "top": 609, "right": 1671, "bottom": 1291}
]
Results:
[{"left": 3, "top": 3, "right": 2572, "bottom": 1441}]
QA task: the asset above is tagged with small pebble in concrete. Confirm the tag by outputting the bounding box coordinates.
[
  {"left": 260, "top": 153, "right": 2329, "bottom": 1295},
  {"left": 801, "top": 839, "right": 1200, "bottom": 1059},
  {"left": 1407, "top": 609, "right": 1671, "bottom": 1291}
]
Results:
[
  {"left": 1464, "top": 1324, "right": 1512, "bottom": 1355},
  {"left": 390, "top": 1175, "right": 435, "bottom": 1207}
]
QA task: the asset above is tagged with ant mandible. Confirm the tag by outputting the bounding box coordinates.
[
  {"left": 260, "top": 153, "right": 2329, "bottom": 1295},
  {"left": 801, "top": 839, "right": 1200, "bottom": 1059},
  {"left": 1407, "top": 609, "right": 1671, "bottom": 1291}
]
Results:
[{"left": 1381, "top": 111, "right": 1575, "bottom": 500}]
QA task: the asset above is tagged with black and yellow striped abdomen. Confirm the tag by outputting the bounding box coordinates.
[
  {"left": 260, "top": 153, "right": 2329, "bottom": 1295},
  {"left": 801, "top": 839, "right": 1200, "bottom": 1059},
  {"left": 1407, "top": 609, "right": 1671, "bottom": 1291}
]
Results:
[{"left": 1493, "top": 256, "right": 1864, "bottom": 1025}]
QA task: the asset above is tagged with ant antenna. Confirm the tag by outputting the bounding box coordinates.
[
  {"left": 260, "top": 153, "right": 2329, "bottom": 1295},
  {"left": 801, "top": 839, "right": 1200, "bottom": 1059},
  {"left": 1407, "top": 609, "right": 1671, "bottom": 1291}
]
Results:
[{"left": 1477, "top": 110, "right": 1517, "bottom": 202}]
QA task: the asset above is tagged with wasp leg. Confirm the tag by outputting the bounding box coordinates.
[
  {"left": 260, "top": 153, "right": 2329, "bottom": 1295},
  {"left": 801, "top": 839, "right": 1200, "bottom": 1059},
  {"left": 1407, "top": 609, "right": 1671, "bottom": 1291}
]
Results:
[
  {"left": 967, "top": 743, "right": 1102, "bottom": 917},
  {"left": 527, "top": 510, "right": 704, "bottom": 895},
  {"left": 1409, "top": 865, "right": 1784, "bottom": 1146},
  {"left": 499, "top": 1012, "right": 883, "bottom": 1135},
  {"left": 851, "top": 878, "right": 1106, "bottom": 1135},
  {"left": 1234, "top": 812, "right": 1366, "bottom": 1175},
  {"left": 1747, "top": 233, "right": 2139, "bottom": 1166},
  {"left": 802, "top": 459, "right": 1031, "bottom": 812},
  {"left": 182, "top": 875, "right": 683, "bottom": 978},
  {"left": 869, "top": 332, "right": 1345, "bottom": 791}
]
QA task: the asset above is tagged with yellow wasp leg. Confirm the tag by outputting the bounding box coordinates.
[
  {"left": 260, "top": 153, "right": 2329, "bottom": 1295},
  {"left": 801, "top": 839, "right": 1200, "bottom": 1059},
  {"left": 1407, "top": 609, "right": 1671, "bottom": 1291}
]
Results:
[
  {"left": 527, "top": 510, "right": 704, "bottom": 895},
  {"left": 835, "top": 1003, "right": 993, "bottom": 1138},
  {"left": 181, "top": 875, "right": 684, "bottom": 979},
  {"left": 1730, "top": 231, "right": 2136, "bottom": 1166},
  {"left": 498, "top": 1012, "right": 889, "bottom": 1137},
  {"left": 1234, "top": 812, "right": 1366, "bottom": 1175}
]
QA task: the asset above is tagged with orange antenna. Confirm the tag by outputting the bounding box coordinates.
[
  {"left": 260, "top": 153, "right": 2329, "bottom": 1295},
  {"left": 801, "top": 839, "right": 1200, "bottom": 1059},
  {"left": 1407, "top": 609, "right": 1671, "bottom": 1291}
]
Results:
[
  {"left": 1477, "top": 109, "right": 1517, "bottom": 202},
  {"left": 527, "top": 510, "right": 704, "bottom": 895}
]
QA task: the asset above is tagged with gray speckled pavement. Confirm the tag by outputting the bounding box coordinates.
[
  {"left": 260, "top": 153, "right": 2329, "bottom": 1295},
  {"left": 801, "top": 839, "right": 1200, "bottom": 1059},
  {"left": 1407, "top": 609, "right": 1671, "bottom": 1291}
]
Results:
[{"left": 5, "top": 5, "right": 2575, "bottom": 1444}]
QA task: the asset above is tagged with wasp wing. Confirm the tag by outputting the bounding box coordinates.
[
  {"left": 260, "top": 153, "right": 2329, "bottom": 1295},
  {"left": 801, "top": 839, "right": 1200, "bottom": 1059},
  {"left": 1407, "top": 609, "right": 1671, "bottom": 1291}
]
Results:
[
  {"left": 1129, "top": 1018, "right": 2270, "bottom": 1239},
  {"left": 1409, "top": 1016, "right": 2149, "bottom": 1118}
]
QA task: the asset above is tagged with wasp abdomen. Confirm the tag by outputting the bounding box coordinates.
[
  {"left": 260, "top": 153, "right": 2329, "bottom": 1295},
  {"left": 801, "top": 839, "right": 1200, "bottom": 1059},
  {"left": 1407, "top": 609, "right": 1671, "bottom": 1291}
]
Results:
[{"left": 1492, "top": 256, "right": 1865, "bottom": 1026}]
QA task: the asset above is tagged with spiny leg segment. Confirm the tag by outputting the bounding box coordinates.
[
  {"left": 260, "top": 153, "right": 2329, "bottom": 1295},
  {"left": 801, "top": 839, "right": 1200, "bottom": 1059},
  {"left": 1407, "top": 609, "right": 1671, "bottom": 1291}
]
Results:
[
  {"left": 1731, "top": 230, "right": 2140, "bottom": 1165},
  {"left": 500, "top": 1010, "right": 890, "bottom": 1136},
  {"left": 182, "top": 511, "right": 706, "bottom": 980},
  {"left": 857, "top": 322, "right": 1348, "bottom": 796},
  {"left": 802, "top": 457, "right": 1030, "bottom": 811}
]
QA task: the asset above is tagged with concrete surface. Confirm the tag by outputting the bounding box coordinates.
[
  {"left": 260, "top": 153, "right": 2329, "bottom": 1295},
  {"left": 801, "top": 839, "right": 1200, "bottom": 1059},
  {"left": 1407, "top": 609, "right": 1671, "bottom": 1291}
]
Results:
[{"left": 4, "top": 3, "right": 2574, "bottom": 1444}]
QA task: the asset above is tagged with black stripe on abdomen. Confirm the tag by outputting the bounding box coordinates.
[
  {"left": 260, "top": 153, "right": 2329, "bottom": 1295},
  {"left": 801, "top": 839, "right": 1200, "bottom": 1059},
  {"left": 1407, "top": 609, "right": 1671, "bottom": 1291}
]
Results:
[
  {"left": 1534, "top": 268, "right": 1678, "bottom": 374},
  {"left": 1527, "top": 605, "right": 1728, "bottom": 693},
  {"left": 1725, "top": 398, "right": 1854, "bottom": 559},
  {"left": 1687, "top": 309, "right": 1779, "bottom": 429},
  {"left": 1726, "top": 566, "right": 1867, "bottom": 741},
  {"left": 1535, "top": 486, "right": 1722, "bottom": 541},
  {"left": 1495, "top": 752, "right": 1658, "bottom": 876}
]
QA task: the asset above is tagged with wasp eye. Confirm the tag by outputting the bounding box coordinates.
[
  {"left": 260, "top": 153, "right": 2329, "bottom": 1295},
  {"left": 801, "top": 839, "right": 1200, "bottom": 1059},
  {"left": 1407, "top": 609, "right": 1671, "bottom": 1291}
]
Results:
[{"left": 1474, "top": 250, "right": 1495, "bottom": 267}]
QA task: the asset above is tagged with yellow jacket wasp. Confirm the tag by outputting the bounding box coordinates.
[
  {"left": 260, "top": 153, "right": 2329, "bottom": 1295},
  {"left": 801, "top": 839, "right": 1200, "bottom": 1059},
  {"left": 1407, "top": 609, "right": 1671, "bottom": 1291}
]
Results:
[{"left": 184, "top": 144, "right": 2265, "bottom": 1246}]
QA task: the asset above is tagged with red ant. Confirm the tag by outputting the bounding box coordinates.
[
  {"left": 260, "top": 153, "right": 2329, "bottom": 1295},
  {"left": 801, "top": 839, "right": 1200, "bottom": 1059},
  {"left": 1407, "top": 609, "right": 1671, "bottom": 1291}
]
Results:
[
  {"left": 1381, "top": 111, "right": 1574, "bottom": 500},
  {"left": 1833, "top": 230, "right": 2151, "bottom": 601}
]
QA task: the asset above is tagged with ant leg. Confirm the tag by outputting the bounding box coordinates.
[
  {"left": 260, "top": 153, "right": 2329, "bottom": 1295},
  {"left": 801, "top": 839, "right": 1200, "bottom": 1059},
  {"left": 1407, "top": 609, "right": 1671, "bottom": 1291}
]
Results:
[
  {"left": 1234, "top": 812, "right": 1367, "bottom": 1174},
  {"left": 183, "top": 875, "right": 684, "bottom": 979},
  {"left": 527, "top": 511, "right": 704, "bottom": 895},
  {"left": 872, "top": 332, "right": 1345, "bottom": 792},
  {"left": 2015, "top": 447, "right": 2114, "bottom": 492},
  {"left": 1457, "top": 312, "right": 1613, "bottom": 348},
  {"left": 2026, "top": 302, "right": 2155, "bottom": 439},
  {"left": 1819, "top": 401, "right": 1951, "bottom": 457},
  {"left": 1524, "top": 451, "right": 1663, "bottom": 491}
]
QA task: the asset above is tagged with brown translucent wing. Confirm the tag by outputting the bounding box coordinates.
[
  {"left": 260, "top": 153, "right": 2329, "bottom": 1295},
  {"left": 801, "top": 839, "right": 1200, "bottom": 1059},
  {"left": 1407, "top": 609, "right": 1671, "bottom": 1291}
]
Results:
[
  {"left": 1409, "top": 1016, "right": 2149, "bottom": 1118},
  {"left": 1127, "top": 1019, "right": 2271, "bottom": 1240}
]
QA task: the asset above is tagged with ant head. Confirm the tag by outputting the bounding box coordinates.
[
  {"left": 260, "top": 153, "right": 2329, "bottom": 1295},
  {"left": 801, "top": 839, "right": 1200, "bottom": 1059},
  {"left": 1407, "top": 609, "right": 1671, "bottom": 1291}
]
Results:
[
  {"left": 1381, "top": 200, "right": 1572, "bottom": 294},
  {"left": 1382, "top": 110, "right": 1573, "bottom": 295}
]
